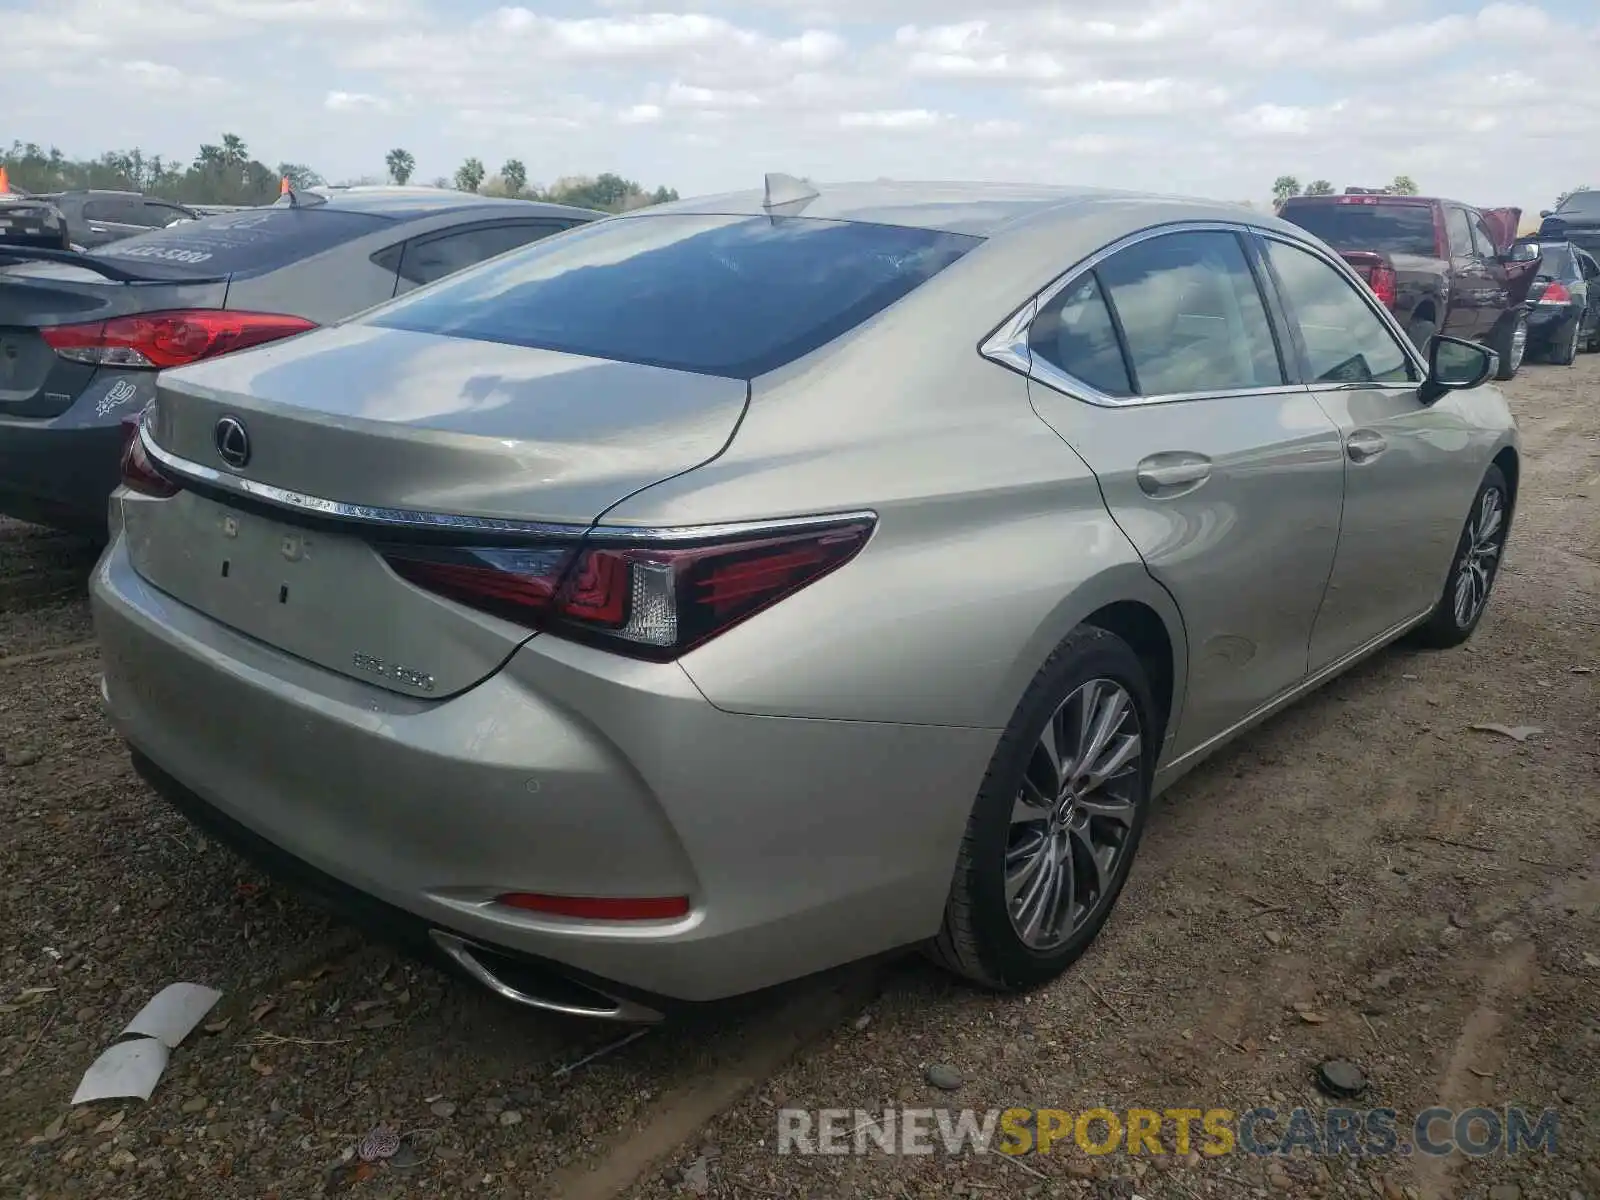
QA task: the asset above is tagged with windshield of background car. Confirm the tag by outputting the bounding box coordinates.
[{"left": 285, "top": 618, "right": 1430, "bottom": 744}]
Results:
[
  {"left": 1539, "top": 245, "right": 1577, "bottom": 278},
  {"left": 87, "top": 207, "right": 389, "bottom": 279},
  {"left": 1556, "top": 191, "right": 1600, "bottom": 215},
  {"left": 1279, "top": 202, "right": 1437, "bottom": 256},
  {"left": 363, "top": 214, "right": 982, "bottom": 379}
]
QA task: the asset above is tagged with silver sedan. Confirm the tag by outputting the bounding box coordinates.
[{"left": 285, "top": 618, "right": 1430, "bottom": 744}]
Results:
[{"left": 91, "top": 178, "right": 1518, "bottom": 1021}]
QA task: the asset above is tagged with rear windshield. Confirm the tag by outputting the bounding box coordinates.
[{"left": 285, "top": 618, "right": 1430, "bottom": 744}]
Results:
[
  {"left": 364, "top": 214, "right": 981, "bottom": 379},
  {"left": 1279, "top": 202, "right": 1438, "bottom": 256},
  {"left": 89, "top": 207, "right": 388, "bottom": 279},
  {"left": 1556, "top": 190, "right": 1600, "bottom": 215},
  {"left": 1539, "top": 244, "right": 1577, "bottom": 278}
]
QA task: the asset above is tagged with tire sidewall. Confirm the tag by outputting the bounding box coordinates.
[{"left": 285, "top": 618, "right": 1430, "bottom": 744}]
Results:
[{"left": 963, "top": 633, "right": 1159, "bottom": 989}]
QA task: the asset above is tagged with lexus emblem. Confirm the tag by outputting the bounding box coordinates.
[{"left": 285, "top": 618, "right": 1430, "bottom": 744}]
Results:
[{"left": 214, "top": 416, "right": 251, "bottom": 469}]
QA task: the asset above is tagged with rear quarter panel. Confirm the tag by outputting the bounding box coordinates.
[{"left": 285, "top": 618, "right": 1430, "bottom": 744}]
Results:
[{"left": 598, "top": 255, "right": 1190, "bottom": 736}]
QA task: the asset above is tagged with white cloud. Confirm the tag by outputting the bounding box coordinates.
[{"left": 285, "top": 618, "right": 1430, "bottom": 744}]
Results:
[
  {"left": 2, "top": 0, "right": 1598, "bottom": 219},
  {"left": 324, "top": 90, "right": 389, "bottom": 113}
]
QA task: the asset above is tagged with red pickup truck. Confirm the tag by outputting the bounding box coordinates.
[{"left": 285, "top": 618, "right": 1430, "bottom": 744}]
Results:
[{"left": 1277, "top": 192, "right": 1539, "bottom": 379}]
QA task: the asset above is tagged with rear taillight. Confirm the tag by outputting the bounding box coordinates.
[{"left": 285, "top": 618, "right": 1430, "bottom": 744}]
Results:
[
  {"left": 118, "top": 413, "right": 178, "bottom": 498},
  {"left": 1537, "top": 281, "right": 1572, "bottom": 305},
  {"left": 40, "top": 310, "right": 316, "bottom": 369},
  {"left": 1368, "top": 263, "right": 1398, "bottom": 308},
  {"left": 381, "top": 518, "right": 874, "bottom": 661}
]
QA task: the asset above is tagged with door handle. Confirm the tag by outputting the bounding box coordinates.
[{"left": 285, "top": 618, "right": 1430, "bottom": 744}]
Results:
[
  {"left": 1346, "top": 430, "right": 1388, "bottom": 463},
  {"left": 1136, "top": 452, "right": 1212, "bottom": 496}
]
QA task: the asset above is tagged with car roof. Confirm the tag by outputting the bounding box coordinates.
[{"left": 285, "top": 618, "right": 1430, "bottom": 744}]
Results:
[
  {"left": 634, "top": 180, "right": 1145, "bottom": 237},
  {"left": 629, "top": 178, "right": 1300, "bottom": 241},
  {"left": 307, "top": 186, "right": 602, "bottom": 223}
]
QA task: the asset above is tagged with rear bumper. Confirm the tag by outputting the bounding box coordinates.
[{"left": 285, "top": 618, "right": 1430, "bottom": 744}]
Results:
[
  {"left": 90, "top": 532, "right": 994, "bottom": 1003},
  {"left": 0, "top": 374, "right": 154, "bottom": 533},
  {"left": 1526, "top": 303, "right": 1580, "bottom": 341}
]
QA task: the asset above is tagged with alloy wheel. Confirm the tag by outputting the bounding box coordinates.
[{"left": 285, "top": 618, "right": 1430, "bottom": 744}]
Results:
[
  {"left": 1006, "top": 679, "right": 1142, "bottom": 951},
  {"left": 1510, "top": 317, "right": 1528, "bottom": 373},
  {"left": 1453, "top": 486, "right": 1505, "bottom": 629}
]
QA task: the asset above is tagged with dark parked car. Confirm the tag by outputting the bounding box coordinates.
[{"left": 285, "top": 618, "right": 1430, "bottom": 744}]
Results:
[
  {"left": 0, "top": 187, "right": 602, "bottom": 534},
  {"left": 32, "top": 190, "right": 201, "bottom": 249},
  {"left": 0, "top": 191, "right": 70, "bottom": 251},
  {"left": 1538, "top": 190, "right": 1600, "bottom": 259},
  {"left": 1278, "top": 193, "right": 1538, "bottom": 378},
  {"left": 1522, "top": 239, "right": 1600, "bottom": 363}
]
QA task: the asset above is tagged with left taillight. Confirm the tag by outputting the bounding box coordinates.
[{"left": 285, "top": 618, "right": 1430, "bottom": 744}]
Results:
[
  {"left": 380, "top": 518, "right": 875, "bottom": 662},
  {"left": 1368, "top": 263, "right": 1399, "bottom": 309},
  {"left": 40, "top": 310, "right": 317, "bottom": 370},
  {"left": 118, "top": 412, "right": 178, "bottom": 498}
]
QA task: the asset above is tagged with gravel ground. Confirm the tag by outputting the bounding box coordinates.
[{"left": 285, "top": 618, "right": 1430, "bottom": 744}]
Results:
[{"left": 2, "top": 359, "right": 1596, "bottom": 1200}]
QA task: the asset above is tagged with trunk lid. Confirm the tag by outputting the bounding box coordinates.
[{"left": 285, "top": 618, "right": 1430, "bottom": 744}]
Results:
[
  {"left": 0, "top": 259, "right": 227, "bottom": 417},
  {"left": 130, "top": 324, "right": 750, "bottom": 696}
]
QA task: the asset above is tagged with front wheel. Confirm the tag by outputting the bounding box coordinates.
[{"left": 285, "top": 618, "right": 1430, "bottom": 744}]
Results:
[
  {"left": 927, "top": 626, "right": 1157, "bottom": 991},
  {"left": 1494, "top": 312, "right": 1528, "bottom": 380},
  {"left": 1414, "top": 464, "right": 1511, "bottom": 649}
]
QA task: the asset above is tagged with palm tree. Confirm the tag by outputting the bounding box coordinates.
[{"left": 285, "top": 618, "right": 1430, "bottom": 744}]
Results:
[
  {"left": 385, "top": 148, "right": 416, "bottom": 186},
  {"left": 454, "top": 157, "right": 485, "bottom": 194},
  {"left": 501, "top": 159, "right": 527, "bottom": 197}
]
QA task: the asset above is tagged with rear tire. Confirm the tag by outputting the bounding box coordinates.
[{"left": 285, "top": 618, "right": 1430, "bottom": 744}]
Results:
[
  {"left": 1549, "top": 318, "right": 1581, "bottom": 366},
  {"left": 1414, "top": 464, "right": 1510, "bottom": 650},
  {"left": 927, "top": 626, "right": 1157, "bottom": 991},
  {"left": 1494, "top": 312, "right": 1528, "bottom": 380}
]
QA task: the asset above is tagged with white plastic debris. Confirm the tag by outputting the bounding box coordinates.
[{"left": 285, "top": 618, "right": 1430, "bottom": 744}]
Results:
[
  {"left": 71, "top": 1039, "right": 170, "bottom": 1105},
  {"left": 123, "top": 983, "right": 221, "bottom": 1048},
  {"left": 70, "top": 983, "right": 221, "bottom": 1105}
]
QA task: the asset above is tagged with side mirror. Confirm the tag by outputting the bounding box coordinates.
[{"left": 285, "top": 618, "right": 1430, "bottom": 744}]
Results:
[
  {"left": 1539, "top": 209, "right": 1553, "bottom": 218},
  {"left": 1419, "top": 335, "right": 1496, "bottom": 404}
]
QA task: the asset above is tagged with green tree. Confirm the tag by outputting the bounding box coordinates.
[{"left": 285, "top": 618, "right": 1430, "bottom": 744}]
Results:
[
  {"left": 1271, "top": 175, "right": 1302, "bottom": 205},
  {"left": 454, "top": 157, "right": 486, "bottom": 193},
  {"left": 1305, "top": 179, "right": 1335, "bottom": 196},
  {"left": 385, "top": 148, "right": 415, "bottom": 185},
  {"left": 1387, "top": 175, "right": 1419, "bottom": 196},
  {"left": 501, "top": 158, "right": 527, "bottom": 197}
]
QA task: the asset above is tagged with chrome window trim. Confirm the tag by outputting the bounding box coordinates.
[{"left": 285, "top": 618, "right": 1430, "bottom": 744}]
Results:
[
  {"left": 137, "top": 417, "right": 876, "bottom": 543},
  {"left": 981, "top": 219, "right": 1428, "bottom": 407}
]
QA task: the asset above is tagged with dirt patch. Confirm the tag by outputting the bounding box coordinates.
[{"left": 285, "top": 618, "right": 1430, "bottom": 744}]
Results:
[{"left": 2, "top": 358, "right": 1597, "bottom": 1199}]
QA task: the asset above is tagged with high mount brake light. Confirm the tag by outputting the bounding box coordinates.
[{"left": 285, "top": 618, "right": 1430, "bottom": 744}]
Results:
[
  {"left": 40, "top": 310, "right": 316, "bottom": 369},
  {"left": 118, "top": 415, "right": 178, "bottom": 498},
  {"left": 381, "top": 518, "right": 875, "bottom": 661}
]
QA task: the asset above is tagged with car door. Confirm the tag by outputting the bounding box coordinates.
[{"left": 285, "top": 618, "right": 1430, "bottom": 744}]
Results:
[
  {"left": 1443, "top": 205, "right": 1493, "bottom": 339},
  {"left": 391, "top": 220, "right": 572, "bottom": 297},
  {"left": 1016, "top": 226, "right": 1346, "bottom": 755},
  {"left": 1469, "top": 210, "right": 1527, "bottom": 336},
  {"left": 78, "top": 197, "right": 145, "bottom": 247},
  {"left": 1255, "top": 232, "right": 1468, "bottom": 671},
  {"left": 1577, "top": 249, "right": 1600, "bottom": 336}
]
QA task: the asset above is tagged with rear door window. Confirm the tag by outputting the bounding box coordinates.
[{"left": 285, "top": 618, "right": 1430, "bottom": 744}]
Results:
[
  {"left": 365, "top": 214, "right": 980, "bottom": 379},
  {"left": 1445, "top": 208, "right": 1476, "bottom": 258},
  {"left": 90, "top": 208, "right": 390, "bottom": 279},
  {"left": 1094, "top": 230, "right": 1285, "bottom": 395},
  {"left": 83, "top": 198, "right": 139, "bottom": 224},
  {"left": 394, "top": 222, "right": 570, "bottom": 290}
]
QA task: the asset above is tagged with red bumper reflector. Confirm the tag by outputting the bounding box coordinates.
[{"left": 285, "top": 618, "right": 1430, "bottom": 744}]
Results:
[{"left": 494, "top": 893, "right": 690, "bottom": 921}]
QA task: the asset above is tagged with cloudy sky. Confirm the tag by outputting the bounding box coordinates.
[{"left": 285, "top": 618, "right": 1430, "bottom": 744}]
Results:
[{"left": 3, "top": 0, "right": 1595, "bottom": 212}]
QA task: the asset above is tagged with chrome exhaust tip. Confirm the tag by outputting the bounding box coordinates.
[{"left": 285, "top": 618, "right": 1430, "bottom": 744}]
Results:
[{"left": 429, "top": 930, "right": 663, "bottom": 1023}]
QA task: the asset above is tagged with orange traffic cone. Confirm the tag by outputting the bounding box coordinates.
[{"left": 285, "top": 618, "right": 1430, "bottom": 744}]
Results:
[
  {"left": 0, "top": 166, "right": 10, "bottom": 194},
  {"left": 279, "top": 175, "right": 291, "bottom": 196}
]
